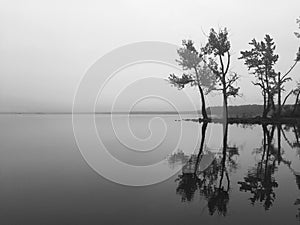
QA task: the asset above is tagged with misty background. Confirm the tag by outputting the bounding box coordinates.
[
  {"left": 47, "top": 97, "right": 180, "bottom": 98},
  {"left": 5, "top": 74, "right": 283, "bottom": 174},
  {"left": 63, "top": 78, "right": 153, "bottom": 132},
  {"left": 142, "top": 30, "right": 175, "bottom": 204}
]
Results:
[{"left": 1, "top": 0, "right": 300, "bottom": 112}]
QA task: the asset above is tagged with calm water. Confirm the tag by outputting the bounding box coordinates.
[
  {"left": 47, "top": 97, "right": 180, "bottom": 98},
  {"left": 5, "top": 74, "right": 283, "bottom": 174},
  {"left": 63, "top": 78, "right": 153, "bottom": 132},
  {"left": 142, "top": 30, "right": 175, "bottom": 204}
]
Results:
[{"left": 0, "top": 115, "right": 300, "bottom": 224}]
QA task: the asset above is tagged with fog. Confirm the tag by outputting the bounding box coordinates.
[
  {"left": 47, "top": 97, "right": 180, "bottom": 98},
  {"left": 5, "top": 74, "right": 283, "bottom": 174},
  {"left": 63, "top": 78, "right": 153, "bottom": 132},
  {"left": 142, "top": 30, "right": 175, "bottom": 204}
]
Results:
[{"left": 1, "top": 0, "right": 299, "bottom": 112}]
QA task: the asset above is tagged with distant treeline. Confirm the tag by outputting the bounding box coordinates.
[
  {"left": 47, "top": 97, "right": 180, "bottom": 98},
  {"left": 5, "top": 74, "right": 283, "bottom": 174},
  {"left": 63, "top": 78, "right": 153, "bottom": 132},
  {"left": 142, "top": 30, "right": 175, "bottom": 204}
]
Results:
[
  {"left": 208, "top": 104, "right": 300, "bottom": 118},
  {"left": 207, "top": 105, "right": 263, "bottom": 118}
]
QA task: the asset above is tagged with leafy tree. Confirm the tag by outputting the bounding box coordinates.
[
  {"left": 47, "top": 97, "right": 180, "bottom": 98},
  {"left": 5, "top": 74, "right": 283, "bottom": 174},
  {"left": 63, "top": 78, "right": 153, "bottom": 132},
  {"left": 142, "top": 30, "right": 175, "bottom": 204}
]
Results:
[
  {"left": 201, "top": 28, "right": 240, "bottom": 119},
  {"left": 239, "top": 35, "right": 278, "bottom": 118},
  {"left": 239, "top": 35, "right": 299, "bottom": 118},
  {"left": 168, "top": 40, "right": 216, "bottom": 119}
]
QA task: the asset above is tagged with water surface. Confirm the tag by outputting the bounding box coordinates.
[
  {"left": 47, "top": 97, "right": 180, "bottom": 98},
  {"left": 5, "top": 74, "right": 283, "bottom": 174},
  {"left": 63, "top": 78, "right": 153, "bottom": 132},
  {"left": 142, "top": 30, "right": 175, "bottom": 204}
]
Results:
[{"left": 0, "top": 115, "right": 300, "bottom": 224}]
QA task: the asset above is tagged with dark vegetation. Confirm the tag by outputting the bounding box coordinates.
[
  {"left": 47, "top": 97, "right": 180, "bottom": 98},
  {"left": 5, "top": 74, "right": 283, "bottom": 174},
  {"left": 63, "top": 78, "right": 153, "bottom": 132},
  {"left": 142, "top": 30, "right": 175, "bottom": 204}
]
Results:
[{"left": 205, "top": 104, "right": 300, "bottom": 124}]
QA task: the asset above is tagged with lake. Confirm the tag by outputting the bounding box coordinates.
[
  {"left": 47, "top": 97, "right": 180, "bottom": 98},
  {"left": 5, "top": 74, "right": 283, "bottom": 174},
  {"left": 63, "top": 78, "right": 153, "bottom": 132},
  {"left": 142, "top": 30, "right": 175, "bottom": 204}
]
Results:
[{"left": 0, "top": 114, "right": 300, "bottom": 225}]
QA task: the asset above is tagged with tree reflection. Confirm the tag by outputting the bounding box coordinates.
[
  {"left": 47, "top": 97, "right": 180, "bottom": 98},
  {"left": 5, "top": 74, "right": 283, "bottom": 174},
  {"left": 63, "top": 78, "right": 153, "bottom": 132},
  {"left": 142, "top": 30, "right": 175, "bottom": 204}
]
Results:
[
  {"left": 282, "top": 124, "right": 300, "bottom": 220},
  {"left": 175, "top": 122, "right": 238, "bottom": 216},
  {"left": 282, "top": 124, "right": 300, "bottom": 157},
  {"left": 252, "top": 124, "right": 300, "bottom": 219},
  {"left": 172, "top": 122, "right": 300, "bottom": 219},
  {"left": 167, "top": 150, "right": 189, "bottom": 169},
  {"left": 237, "top": 125, "right": 294, "bottom": 210},
  {"left": 294, "top": 172, "right": 300, "bottom": 221}
]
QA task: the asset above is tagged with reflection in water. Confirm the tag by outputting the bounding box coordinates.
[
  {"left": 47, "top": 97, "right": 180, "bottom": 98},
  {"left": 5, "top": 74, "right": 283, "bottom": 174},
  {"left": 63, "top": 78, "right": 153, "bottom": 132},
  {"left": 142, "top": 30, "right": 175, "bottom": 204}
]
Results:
[
  {"left": 238, "top": 124, "right": 300, "bottom": 217},
  {"left": 283, "top": 124, "right": 300, "bottom": 156},
  {"left": 167, "top": 150, "right": 189, "bottom": 169},
  {"left": 284, "top": 124, "right": 300, "bottom": 221},
  {"left": 3, "top": 115, "right": 300, "bottom": 224},
  {"left": 174, "top": 122, "right": 239, "bottom": 216},
  {"left": 238, "top": 125, "right": 279, "bottom": 210},
  {"left": 170, "top": 122, "right": 300, "bottom": 221}
]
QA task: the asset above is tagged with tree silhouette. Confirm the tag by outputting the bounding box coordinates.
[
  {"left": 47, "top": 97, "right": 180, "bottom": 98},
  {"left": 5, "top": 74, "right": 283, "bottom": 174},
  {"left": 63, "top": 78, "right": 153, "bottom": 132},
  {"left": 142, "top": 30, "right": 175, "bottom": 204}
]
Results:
[
  {"left": 175, "top": 123, "right": 238, "bottom": 216},
  {"left": 282, "top": 124, "right": 300, "bottom": 151},
  {"left": 175, "top": 122, "right": 209, "bottom": 202},
  {"left": 238, "top": 125, "right": 281, "bottom": 210},
  {"left": 176, "top": 173, "right": 200, "bottom": 202},
  {"left": 292, "top": 17, "right": 300, "bottom": 116},
  {"left": 201, "top": 28, "right": 240, "bottom": 119},
  {"left": 168, "top": 40, "right": 216, "bottom": 119},
  {"left": 240, "top": 28, "right": 300, "bottom": 118},
  {"left": 194, "top": 122, "right": 208, "bottom": 171},
  {"left": 239, "top": 35, "right": 279, "bottom": 118},
  {"left": 280, "top": 124, "right": 300, "bottom": 221}
]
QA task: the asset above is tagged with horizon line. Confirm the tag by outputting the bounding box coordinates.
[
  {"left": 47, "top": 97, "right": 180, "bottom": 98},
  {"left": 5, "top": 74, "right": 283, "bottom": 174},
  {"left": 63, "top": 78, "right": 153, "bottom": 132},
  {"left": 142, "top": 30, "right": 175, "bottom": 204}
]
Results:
[{"left": 0, "top": 103, "right": 282, "bottom": 114}]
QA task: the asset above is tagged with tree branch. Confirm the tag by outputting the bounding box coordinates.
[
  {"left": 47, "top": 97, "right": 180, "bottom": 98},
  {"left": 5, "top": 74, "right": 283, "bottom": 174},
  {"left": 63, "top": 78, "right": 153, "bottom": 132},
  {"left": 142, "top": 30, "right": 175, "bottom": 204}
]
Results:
[
  {"left": 282, "top": 90, "right": 294, "bottom": 107},
  {"left": 281, "top": 60, "right": 298, "bottom": 80}
]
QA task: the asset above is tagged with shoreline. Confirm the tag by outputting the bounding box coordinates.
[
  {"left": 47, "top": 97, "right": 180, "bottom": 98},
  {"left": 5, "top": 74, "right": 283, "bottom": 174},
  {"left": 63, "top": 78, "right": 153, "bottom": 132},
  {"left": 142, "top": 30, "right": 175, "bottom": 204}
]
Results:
[{"left": 184, "top": 117, "right": 300, "bottom": 125}]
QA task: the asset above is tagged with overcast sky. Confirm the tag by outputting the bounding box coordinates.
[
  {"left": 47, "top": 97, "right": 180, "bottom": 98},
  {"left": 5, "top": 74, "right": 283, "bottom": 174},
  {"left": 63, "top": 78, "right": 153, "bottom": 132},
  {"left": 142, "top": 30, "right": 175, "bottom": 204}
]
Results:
[{"left": 0, "top": 0, "right": 300, "bottom": 112}]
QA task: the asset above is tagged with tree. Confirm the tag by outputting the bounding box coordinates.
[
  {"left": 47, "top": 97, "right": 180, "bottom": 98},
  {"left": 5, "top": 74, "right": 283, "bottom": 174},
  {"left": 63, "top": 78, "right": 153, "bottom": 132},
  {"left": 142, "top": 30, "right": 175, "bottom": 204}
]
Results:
[
  {"left": 241, "top": 18, "right": 300, "bottom": 118},
  {"left": 292, "top": 17, "right": 300, "bottom": 116},
  {"left": 292, "top": 82, "right": 300, "bottom": 116},
  {"left": 275, "top": 72, "right": 292, "bottom": 117},
  {"left": 168, "top": 40, "right": 216, "bottom": 119},
  {"left": 239, "top": 35, "right": 278, "bottom": 118},
  {"left": 275, "top": 17, "right": 300, "bottom": 116},
  {"left": 201, "top": 28, "right": 240, "bottom": 119},
  {"left": 239, "top": 35, "right": 295, "bottom": 118}
]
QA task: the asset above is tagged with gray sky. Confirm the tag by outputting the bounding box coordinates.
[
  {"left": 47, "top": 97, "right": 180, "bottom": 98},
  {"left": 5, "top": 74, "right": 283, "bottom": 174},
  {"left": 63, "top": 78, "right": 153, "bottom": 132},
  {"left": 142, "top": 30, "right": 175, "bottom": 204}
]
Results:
[{"left": 1, "top": 0, "right": 300, "bottom": 112}]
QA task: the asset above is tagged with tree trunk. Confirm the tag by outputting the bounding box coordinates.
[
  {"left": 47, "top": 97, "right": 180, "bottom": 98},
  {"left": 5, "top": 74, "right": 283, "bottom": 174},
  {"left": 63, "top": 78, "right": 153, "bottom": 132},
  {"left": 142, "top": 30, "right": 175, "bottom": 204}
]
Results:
[
  {"left": 263, "top": 95, "right": 272, "bottom": 118},
  {"left": 277, "top": 125, "right": 281, "bottom": 164},
  {"left": 263, "top": 92, "right": 267, "bottom": 118},
  {"left": 261, "top": 125, "right": 267, "bottom": 172},
  {"left": 271, "top": 97, "right": 276, "bottom": 116},
  {"left": 194, "top": 122, "right": 208, "bottom": 174},
  {"left": 292, "top": 90, "right": 300, "bottom": 116},
  {"left": 277, "top": 72, "right": 281, "bottom": 117},
  {"left": 294, "top": 125, "right": 299, "bottom": 146},
  {"left": 223, "top": 95, "right": 228, "bottom": 120},
  {"left": 263, "top": 67, "right": 271, "bottom": 118},
  {"left": 194, "top": 67, "right": 208, "bottom": 120},
  {"left": 222, "top": 79, "right": 228, "bottom": 120},
  {"left": 198, "top": 85, "right": 208, "bottom": 119},
  {"left": 264, "top": 126, "right": 275, "bottom": 178},
  {"left": 263, "top": 106, "right": 268, "bottom": 118},
  {"left": 219, "top": 122, "right": 228, "bottom": 189}
]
